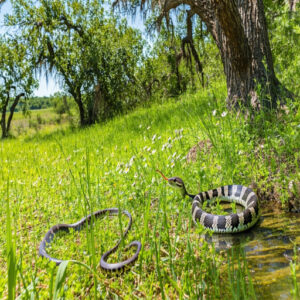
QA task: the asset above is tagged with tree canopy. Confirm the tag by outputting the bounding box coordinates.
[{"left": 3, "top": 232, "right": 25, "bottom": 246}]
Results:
[
  {"left": 7, "top": 0, "right": 144, "bottom": 126},
  {"left": 0, "top": 0, "right": 299, "bottom": 138},
  {"left": 0, "top": 37, "right": 38, "bottom": 138}
]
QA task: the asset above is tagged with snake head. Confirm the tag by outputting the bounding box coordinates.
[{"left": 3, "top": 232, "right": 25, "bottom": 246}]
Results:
[
  {"left": 156, "top": 170, "right": 187, "bottom": 197},
  {"left": 167, "top": 176, "right": 185, "bottom": 189}
]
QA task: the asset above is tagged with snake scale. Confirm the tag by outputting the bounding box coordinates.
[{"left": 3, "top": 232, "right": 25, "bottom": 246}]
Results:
[
  {"left": 39, "top": 208, "right": 141, "bottom": 271},
  {"left": 157, "top": 170, "right": 260, "bottom": 233}
]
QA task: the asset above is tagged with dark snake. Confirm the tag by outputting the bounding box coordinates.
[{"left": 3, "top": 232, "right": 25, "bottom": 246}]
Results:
[{"left": 39, "top": 208, "right": 141, "bottom": 271}]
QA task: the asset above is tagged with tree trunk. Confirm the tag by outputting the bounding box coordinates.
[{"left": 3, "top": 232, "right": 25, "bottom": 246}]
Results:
[
  {"left": 77, "top": 96, "right": 87, "bottom": 126},
  {"left": 70, "top": 88, "right": 87, "bottom": 126},
  {"left": 1, "top": 93, "right": 25, "bottom": 138},
  {"left": 1, "top": 108, "right": 7, "bottom": 138},
  {"left": 158, "top": 0, "right": 291, "bottom": 109},
  {"left": 7, "top": 93, "right": 24, "bottom": 134},
  {"left": 287, "top": 0, "right": 299, "bottom": 12},
  {"left": 1, "top": 95, "right": 9, "bottom": 138}
]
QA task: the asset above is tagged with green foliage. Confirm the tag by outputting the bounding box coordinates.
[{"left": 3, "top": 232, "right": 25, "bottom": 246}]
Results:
[
  {"left": 50, "top": 92, "right": 73, "bottom": 115},
  {"left": 5, "top": 181, "right": 17, "bottom": 300},
  {"left": 137, "top": 13, "right": 224, "bottom": 104},
  {"left": 18, "top": 96, "right": 53, "bottom": 111},
  {"left": 7, "top": 0, "right": 144, "bottom": 125},
  {"left": 265, "top": 0, "right": 300, "bottom": 96},
  {"left": 0, "top": 36, "right": 38, "bottom": 137},
  {"left": 0, "top": 83, "right": 299, "bottom": 298},
  {"left": 53, "top": 261, "right": 69, "bottom": 299}
]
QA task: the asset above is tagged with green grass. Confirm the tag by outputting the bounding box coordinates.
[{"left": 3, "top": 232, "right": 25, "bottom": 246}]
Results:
[
  {"left": 10, "top": 108, "right": 75, "bottom": 137},
  {"left": 0, "top": 82, "right": 299, "bottom": 298}
]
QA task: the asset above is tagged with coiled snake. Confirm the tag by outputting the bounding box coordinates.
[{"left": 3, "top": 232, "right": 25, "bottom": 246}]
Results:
[
  {"left": 157, "top": 170, "right": 260, "bottom": 233},
  {"left": 39, "top": 208, "right": 141, "bottom": 271}
]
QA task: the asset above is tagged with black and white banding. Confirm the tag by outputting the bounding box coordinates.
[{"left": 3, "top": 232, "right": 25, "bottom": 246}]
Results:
[{"left": 192, "top": 185, "right": 259, "bottom": 233}]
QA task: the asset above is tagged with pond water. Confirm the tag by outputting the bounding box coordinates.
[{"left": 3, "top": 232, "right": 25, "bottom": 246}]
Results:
[{"left": 208, "top": 204, "right": 300, "bottom": 299}]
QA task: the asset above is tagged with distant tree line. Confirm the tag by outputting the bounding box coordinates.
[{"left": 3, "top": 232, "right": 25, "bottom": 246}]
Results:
[{"left": 14, "top": 96, "right": 53, "bottom": 111}]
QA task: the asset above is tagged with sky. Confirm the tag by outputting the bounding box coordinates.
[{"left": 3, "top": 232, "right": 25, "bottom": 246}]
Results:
[{"left": 0, "top": 1, "right": 146, "bottom": 97}]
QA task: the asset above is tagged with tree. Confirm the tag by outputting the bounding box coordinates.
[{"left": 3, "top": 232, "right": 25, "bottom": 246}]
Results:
[
  {"left": 7, "top": 0, "right": 144, "bottom": 126},
  {"left": 115, "top": 0, "right": 293, "bottom": 109},
  {"left": 0, "top": 38, "right": 37, "bottom": 138}
]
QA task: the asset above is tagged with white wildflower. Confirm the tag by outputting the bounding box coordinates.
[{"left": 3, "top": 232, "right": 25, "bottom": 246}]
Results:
[
  {"left": 212, "top": 109, "right": 217, "bottom": 116},
  {"left": 221, "top": 111, "right": 228, "bottom": 117},
  {"left": 129, "top": 156, "right": 136, "bottom": 166}
]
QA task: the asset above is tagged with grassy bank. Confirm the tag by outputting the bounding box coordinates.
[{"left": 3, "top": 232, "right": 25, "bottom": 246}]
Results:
[{"left": 0, "top": 82, "right": 299, "bottom": 298}]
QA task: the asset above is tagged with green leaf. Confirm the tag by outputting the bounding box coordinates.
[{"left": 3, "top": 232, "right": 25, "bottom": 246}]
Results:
[{"left": 53, "top": 260, "right": 69, "bottom": 300}]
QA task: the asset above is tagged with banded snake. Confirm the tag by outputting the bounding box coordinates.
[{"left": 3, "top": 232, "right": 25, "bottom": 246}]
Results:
[{"left": 157, "top": 170, "right": 260, "bottom": 233}]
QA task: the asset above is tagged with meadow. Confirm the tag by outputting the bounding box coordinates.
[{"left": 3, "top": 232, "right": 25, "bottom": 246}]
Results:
[
  {"left": 10, "top": 109, "right": 74, "bottom": 138},
  {"left": 1, "top": 82, "right": 299, "bottom": 299}
]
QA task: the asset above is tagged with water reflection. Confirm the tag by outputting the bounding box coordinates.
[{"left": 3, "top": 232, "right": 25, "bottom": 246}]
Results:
[{"left": 207, "top": 205, "right": 300, "bottom": 299}]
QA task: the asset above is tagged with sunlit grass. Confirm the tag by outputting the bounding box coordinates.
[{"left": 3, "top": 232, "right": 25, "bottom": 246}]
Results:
[
  {"left": 10, "top": 108, "right": 75, "bottom": 138},
  {"left": 0, "top": 81, "right": 299, "bottom": 298}
]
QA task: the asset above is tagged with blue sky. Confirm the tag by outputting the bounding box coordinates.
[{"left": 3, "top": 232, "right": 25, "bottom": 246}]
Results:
[{"left": 0, "top": 1, "right": 146, "bottom": 97}]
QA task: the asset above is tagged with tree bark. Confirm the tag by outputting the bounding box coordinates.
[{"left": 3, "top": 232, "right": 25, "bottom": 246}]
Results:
[
  {"left": 1, "top": 108, "right": 7, "bottom": 138},
  {"left": 7, "top": 93, "right": 24, "bottom": 134},
  {"left": 74, "top": 92, "right": 87, "bottom": 126},
  {"left": 1, "top": 93, "right": 25, "bottom": 138},
  {"left": 287, "top": 0, "right": 299, "bottom": 12},
  {"left": 1, "top": 95, "right": 9, "bottom": 138},
  {"left": 156, "top": 0, "right": 291, "bottom": 109}
]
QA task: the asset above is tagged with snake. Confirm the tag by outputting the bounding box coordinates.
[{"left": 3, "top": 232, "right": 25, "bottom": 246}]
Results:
[
  {"left": 39, "top": 208, "right": 141, "bottom": 271},
  {"left": 157, "top": 170, "right": 260, "bottom": 233}
]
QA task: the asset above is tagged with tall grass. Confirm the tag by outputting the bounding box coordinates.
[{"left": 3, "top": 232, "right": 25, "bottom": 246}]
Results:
[
  {"left": 0, "top": 81, "right": 299, "bottom": 298},
  {"left": 6, "top": 179, "right": 17, "bottom": 300},
  {"left": 290, "top": 244, "right": 299, "bottom": 299}
]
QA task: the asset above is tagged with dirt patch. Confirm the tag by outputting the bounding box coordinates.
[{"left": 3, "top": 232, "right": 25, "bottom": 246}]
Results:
[
  {"left": 250, "top": 180, "right": 300, "bottom": 213},
  {"left": 186, "top": 139, "right": 212, "bottom": 163},
  {"left": 288, "top": 180, "right": 300, "bottom": 213}
]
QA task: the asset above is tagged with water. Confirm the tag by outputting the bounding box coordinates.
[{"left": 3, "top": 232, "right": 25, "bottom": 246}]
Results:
[
  {"left": 209, "top": 204, "right": 300, "bottom": 299},
  {"left": 244, "top": 206, "right": 300, "bottom": 299}
]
